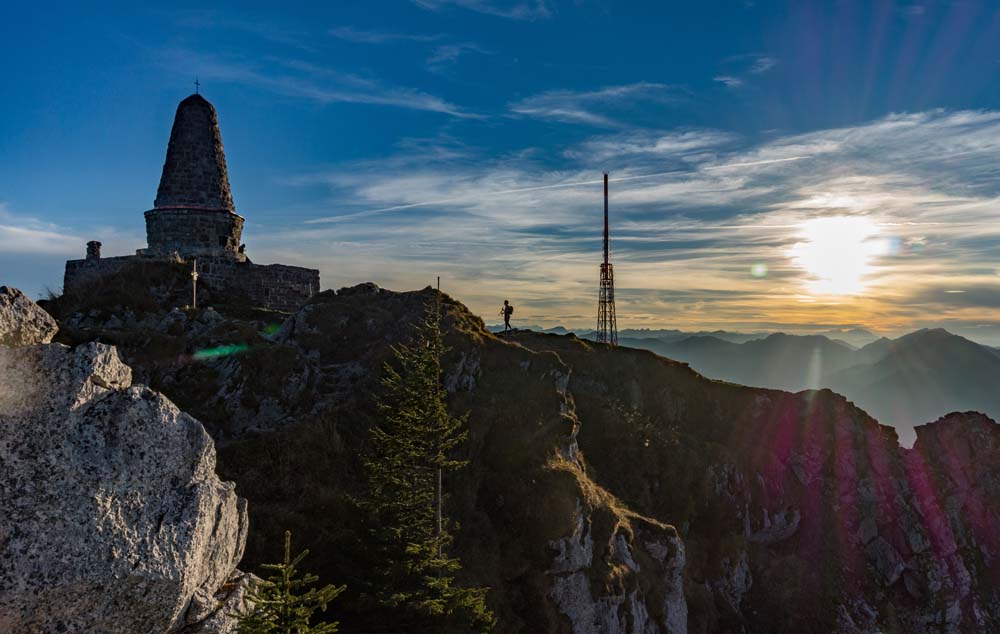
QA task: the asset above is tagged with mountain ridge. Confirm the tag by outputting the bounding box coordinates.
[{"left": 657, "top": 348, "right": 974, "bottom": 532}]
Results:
[{"left": 38, "top": 264, "right": 1000, "bottom": 633}]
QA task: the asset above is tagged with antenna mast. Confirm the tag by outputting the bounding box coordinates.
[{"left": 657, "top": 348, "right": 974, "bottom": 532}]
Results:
[{"left": 596, "top": 173, "right": 618, "bottom": 346}]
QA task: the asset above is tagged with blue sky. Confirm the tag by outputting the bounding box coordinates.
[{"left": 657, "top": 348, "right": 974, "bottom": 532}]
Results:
[{"left": 2, "top": 1, "right": 1000, "bottom": 340}]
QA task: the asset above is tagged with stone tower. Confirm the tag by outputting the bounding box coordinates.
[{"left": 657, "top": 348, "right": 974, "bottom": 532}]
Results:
[{"left": 143, "top": 94, "right": 245, "bottom": 259}]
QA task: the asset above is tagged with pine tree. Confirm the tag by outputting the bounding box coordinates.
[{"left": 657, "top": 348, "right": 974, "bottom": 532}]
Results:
[
  {"left": 237, "top": 531, "right": 346, "bottom": 634},
  {"left": 360, "top": 295, "right": 495, "bottom": 633}
]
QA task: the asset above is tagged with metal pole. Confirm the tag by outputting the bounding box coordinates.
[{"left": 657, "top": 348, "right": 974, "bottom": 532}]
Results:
[
  {"left": 434, "top": 275, "right": 442, "bottom": 555},
  {"left": 604, "top": 173, "right": 609, "bottom": 266},
  {"left": 191, "top": 259, "right": 198, "bottom": 309}
]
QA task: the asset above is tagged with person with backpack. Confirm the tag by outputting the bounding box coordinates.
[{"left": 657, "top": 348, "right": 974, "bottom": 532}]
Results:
[{"left": 501, "top": 300, "right": 514, "bottom": 333}]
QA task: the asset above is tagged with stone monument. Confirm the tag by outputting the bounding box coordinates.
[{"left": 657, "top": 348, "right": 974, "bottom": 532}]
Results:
[{"left": 64, "top": 93, "right": 320, "bottom": 312}]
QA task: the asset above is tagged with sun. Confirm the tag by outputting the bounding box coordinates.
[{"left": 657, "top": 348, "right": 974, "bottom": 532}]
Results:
[{"left": 788, "top": 216, "right": 890, "bottom": 295}]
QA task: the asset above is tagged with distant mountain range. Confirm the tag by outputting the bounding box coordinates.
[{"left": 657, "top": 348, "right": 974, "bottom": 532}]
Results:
[
  {"left": 487, "top": 324, "right": 881, "bottom": 348},
  {"left": 615, "top": 328, "right": 1000, "bottom": 447}
]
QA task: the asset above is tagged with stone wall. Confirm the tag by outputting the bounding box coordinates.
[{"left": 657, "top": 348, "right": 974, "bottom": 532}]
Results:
[
  {"left": 144, "top": 208, "right": 244, "bottom": 259},
  {"left": 64, "top": 255, "right": 144, "bottom": 293},
  {"left": 197, "top": 257, "right": 319, "bottom": 313},
  {"left": 64, "top": 254, "right": 319, "bottom": 313}
]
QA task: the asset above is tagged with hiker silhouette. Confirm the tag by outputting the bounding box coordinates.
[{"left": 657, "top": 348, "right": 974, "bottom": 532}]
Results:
[{"left": 501, "top": 300, "right": 514, "bottom": 333}]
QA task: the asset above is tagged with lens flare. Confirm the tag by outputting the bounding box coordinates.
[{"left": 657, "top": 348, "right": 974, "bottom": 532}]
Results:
[
  {"left": 750, "top": 263, "right": 769, "bottom": 278},
  {"left": 262, "top": 323, "right": 282, "bottom": 335},
  {"left": 192, "top": 343, "right": 250, "bottom": 360}
]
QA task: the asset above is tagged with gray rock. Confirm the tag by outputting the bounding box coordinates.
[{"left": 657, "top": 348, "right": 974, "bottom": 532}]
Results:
[
  {"left": 0, "top": 286, "right": 58, "bottom": 346},
  {"left": 547, "top": 499, "right": 686, "bottom": 634},
  {"left": 180, "top": 572, "right": 256, "bottom": 634},
  {"left": 865, "top": 536, "right": 905, "bottom": 586},
  {"left": 0, "top": 339, "right": 248, "bottom": 633}
]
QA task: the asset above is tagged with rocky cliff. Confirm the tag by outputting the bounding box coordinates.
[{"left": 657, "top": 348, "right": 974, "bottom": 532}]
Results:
[
  {"left": 511, "top": 331, "right": 1000, "bottom": 634},
  {"left": 0, "top": 286, "right": 249, "bottom": 634},
  {"left": 42, "top": 269, "right": 1000, "bottom": 633}
]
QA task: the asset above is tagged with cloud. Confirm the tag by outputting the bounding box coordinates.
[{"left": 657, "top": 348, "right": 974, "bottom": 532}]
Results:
[
  {"left": 749, "top": 55, "right": 777, "bottom": 74},
  {"left": 329, "top": 26, "right": 442, "bottom": 44},
  {"left": 159, "top": 49, "right": 478, "bottom": 118},
  {"left": 716, "top": 54, "right": 777, "bottom": 88},
  {"left": 271, "top": 109, "right": 1000, "bottom": 337},
  {"left": 714, "top": 75, "right": 744, "bottom": 88},
  {"left": 509, "top": 83, "right": 683, "bottom": 127},
  {"left": 564, "top": 129, "right": 739, "bottom": 163},
  {"left": 0, "top": 204, "right": 145, "bottom": 256},
  {"left": 412, "top": 0, "right": 551, "bottom": 20},
  {"left": 427, "top": 42, "right": 494, "bottom": 73},
  {"left": 0, "top": 204, "right": 93, "bottom": 257}
]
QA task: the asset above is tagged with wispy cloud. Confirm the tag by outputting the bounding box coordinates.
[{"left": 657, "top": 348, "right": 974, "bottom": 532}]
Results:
[
  {"left": 749, "top": 55, "right": 777, "bottom": 74},
  {"left": 412, "top": 0, "right": 551, "bottom": 20},
  {"left": 159, "top": 49, "right": 478, "bottom": 118},
  {"left": 427, "top": 42, "right": 494, "bottom": 73},
  {"left": 0, "top": 206, "right": 81, "bottom": 256},
  {"left": 0, "top": 203, "right": 142, "bottom": 258},
  {"left": 329, "top": 26, "right": 443, "bottom": 44},
  {"left": 716, "top": 53, "right": 777, "bottom": 88},
  {"left": 564, "top": 129, "right": 739, "bottom": 163},
  {"left": 509, "top": 83, "right": 683, "bottom": 127},
  {"left": 270, "top": 109, "right": 1000, "bottom": 338},
  {"left": 713, "top": 75, "right": 744, "bottom": 88}
]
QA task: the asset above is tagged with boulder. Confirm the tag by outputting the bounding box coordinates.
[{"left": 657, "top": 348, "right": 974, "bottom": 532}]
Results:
[
  {"left": 0, "top": 329, "right": 248, "bottom": 632},
  {"left": 0, "top": 285, "right": 58, "bottom": 345}
]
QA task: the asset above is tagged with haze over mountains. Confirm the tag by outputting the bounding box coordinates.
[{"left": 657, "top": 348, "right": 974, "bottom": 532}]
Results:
[
  {"left": 495, "top": 325, "right": 883, "bottom": 348},
  {"left": 492, "top": 324, "right": 1000, "bottom": 447}
]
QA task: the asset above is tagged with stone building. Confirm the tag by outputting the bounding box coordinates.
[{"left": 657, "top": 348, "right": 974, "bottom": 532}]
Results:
[{"left": 64, "top": 94, "right": 319, "bottom": 312}]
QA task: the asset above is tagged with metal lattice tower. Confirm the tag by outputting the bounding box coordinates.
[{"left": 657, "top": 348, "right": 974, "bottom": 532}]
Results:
[{"left": 597, "top": 173, "right": 618, "bottom": 346}]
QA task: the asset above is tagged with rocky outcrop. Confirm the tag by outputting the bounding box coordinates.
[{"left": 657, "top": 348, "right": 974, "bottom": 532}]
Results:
[
  {"left": 547, "top": 495, "right": 686, "bottom": 634},
  {"left": 0, "top": 285, "right": 57, "bottom": 345},
  {"left": 0, "top": 289, "right": 248, "bottom": 633}
]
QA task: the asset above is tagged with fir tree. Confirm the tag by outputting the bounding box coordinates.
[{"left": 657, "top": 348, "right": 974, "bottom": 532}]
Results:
[
  {"left": 237, "top": 530, "right": 346, "bottom": 634},
  {"left": 360, "top": 295, "right": 495, "bottom": 633}
]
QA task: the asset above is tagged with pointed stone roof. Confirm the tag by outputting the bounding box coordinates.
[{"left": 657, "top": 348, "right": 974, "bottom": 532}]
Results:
[{"left": 153, "top": 94, "right": 235, "bottom": 212}]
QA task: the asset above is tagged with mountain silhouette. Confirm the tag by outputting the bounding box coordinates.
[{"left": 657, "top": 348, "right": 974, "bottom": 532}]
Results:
[
  {"left": 625, "top": 332, "right": 858, "bottom": 391},
  {"left": 824, "top": 328, "right": 1000, "bottom": 446},
  {"left": 619, "top": 328, "right": 1000, "bottom": 446}
]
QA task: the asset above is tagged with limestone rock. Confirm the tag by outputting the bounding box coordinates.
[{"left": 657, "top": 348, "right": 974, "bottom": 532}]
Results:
[
  {"left": 0, "top": 337, "right": 248, "bottom": 633},
  {"left": 547, "top": 501, "right": 686, "bottom": 634},
  {"left": 0, "top": 285, "right": 58, "bottom": 345}
]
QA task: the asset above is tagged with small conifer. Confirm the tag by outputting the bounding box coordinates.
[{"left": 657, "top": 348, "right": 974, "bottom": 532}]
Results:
[{"left": 237, "top": 530, "right": 346, "bottom": 634}]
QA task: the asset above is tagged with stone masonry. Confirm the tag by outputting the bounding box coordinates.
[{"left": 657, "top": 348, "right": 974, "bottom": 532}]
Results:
[
  {"left": 155, "top": 94, "right": 235, "bottom": 212},
  {"left": 144, "top": 94, "right": 243, "bottom": 259},
  {"left": 144, "top": 208, "right": 245, "bottom": 259},
  {"left": 63, "top": 93, "right": 320, "bottom": 313}
]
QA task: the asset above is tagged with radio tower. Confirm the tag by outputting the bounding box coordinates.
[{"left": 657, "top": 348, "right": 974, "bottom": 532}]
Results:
[{"left": 596, "top": 173, "right": 618, "bottom": 346}]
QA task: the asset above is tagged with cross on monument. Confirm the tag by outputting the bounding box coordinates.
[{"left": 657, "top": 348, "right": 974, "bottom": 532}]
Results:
[
  {"left": 191, "top": 259, "right": 199, "bottom": 309},
  {"left": 194, "top": 78, "right": 200, "bottom": 94}
]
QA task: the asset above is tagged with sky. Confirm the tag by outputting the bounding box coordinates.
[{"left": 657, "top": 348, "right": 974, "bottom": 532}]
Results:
[{"left": 2, "top": 1, "right": 1000, "bottom": 342}]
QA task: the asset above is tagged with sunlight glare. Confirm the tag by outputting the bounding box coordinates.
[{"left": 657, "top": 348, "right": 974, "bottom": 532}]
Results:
[{"left": 789, "top": 216, "right": 889, "bottom": 295}]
